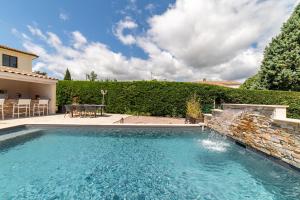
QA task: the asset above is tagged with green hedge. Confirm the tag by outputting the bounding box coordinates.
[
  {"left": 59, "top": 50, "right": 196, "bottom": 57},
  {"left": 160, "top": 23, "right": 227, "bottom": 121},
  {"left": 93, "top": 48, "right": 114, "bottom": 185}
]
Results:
[{"left": 57, "top": 81, "right": 300, "bottom": 119}]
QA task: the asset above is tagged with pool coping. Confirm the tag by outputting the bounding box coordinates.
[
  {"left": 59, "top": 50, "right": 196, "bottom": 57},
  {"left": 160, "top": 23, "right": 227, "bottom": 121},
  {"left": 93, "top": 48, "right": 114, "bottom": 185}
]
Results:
[
  {"left": 0, "top": 123, "right": 205, "bottom": 143},
  {"left": 24, "top": 123, "right": 205, "bottom": 128}
]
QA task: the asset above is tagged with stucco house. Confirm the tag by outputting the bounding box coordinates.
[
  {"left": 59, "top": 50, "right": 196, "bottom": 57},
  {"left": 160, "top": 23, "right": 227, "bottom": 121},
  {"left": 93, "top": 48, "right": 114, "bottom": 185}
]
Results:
[{"left": 0, "top": 44, "right": 57, "bottom": 114}]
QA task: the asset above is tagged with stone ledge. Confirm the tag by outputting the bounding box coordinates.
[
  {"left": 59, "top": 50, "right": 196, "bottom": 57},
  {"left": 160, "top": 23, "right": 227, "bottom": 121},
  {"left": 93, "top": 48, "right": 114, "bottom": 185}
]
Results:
[
  {"left": 0, "top": 128, "right": 42, "bottom": 142},
  {"left": 222, "top": 104, "right": 288, "bottom": 119},
  {"left": 212, "top": 109, "right": 223, "bottom": 112},
  {"left": 273, "top": 118, "right": 300, "bottom": 124},
  {"left": 203, "top": 114, "right": 212, "bottom": 125},
  {"left": 273, "top": 118, "right": 300, "bottom": 134},
  {"left": 211, "top": 109, "right": 223, "bottom": 113},
  {"left": 223, "top": 104, "right": 289, "bottom": 108}
]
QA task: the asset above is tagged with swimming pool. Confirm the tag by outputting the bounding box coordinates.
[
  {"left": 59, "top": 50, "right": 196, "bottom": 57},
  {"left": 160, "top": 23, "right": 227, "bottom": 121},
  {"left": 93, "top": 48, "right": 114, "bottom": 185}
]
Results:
[{"left": 0, "top": 127, "right": 299, "bottom": 199}]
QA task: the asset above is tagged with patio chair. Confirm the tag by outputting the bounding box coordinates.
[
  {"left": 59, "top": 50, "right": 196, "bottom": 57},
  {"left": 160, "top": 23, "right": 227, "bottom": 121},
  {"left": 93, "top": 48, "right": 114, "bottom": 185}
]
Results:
[
  {"left": 33, "top": 99, "right": 49, "bottom": 116},
  {"left": 74, "top": 104, "right": 85, "bottom": 117},
  {"left": 12, "top": 99, "right": 31, "bottom": 118},
  {"left": 64, "top": 105, "right": 73, "bottom": 118},
  {"left": 84, "top": 104, "right": 97, "bottom": 117},
  {"left": 0, "top": 99, "right": 4, "bottom": 120}
]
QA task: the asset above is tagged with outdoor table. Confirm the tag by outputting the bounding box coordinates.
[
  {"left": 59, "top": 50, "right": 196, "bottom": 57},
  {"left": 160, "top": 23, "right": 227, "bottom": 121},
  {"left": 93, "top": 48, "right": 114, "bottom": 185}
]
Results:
[{"left": 71, "top": 104, "right": 106, "bottom": 117}]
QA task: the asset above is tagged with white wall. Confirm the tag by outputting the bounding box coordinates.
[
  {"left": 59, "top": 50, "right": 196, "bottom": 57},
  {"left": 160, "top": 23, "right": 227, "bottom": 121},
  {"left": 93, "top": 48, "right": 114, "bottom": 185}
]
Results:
[
  {"left": 29, "top": 82, "right": 56, "bottom": 114},
  {"left": 0, "top": 48, "right": 35, "bottom": 72},
  {"left": 0, "top": 79, "right": 31, "bottom": 98}
]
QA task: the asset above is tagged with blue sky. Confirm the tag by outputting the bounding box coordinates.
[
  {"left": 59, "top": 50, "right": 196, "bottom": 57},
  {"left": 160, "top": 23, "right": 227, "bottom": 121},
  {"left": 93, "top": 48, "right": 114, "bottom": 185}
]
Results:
[
  {"left": 0, "top": 0, "right": 298, "bottom": 81},
  {"left": 1, "top": 0, "right": 172, "bottom": 59}
]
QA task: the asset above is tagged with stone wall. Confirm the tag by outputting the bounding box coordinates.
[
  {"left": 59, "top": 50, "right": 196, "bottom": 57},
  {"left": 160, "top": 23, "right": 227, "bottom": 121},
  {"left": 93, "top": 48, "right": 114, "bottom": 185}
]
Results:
[{"left": 204, "top": 104, "right": 300, "bottom": 169}]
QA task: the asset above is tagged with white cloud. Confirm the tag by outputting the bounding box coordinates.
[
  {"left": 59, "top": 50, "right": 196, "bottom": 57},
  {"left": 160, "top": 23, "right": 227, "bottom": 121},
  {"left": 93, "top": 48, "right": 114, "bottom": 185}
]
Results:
[
  {"left": 46, "top": 32, "right": 62, "bottom": 48},
  {"left": 19, "top": 0, "right": 298, "bottom": 82},
  {"left": 72, "top": 31, "right": 87, "bottom": 49},
  {"left": 213, "top": 48, "right": 263, "bottom": 81},
  {"left": 113, "top": 17, "right": 138, "bottom": 45},
  {"left": 11, "top": 28, "right": 18, "bottom": 35},
  {"left": 118, "top": 0, "right": 142, "bottom": 15},
  {"left": 138, "top": 0, "right": 296, "bottom": 81},
  {"left": 147, "top": 0, "right": 295, "bottom": 69},
  {"left": 23, "top": 27, "right": 150, "bottom": 80},
  {"left": 145, "top": 3, "right": 155, "bottom": 12},
  {"left": 27, "top": 25, "right": 47, "bottom": 40},
  {"left": 11, "top": 28, "right": 32, "bottom": 41},
  {"left": 59, "top": 11, "right": 69, "bottom": 21}
]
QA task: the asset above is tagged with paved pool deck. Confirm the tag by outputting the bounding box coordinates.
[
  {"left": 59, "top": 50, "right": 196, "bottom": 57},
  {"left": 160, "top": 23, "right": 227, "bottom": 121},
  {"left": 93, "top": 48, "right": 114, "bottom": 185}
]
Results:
[
  {"left": 0, "top": 114, "right": 130, "bottom": 130},
  {"left": 118, "top": 116, "right": 186, "bottom": 124},
  {"left": 0, "top": 114, "right": 203, "bottom": 130}
]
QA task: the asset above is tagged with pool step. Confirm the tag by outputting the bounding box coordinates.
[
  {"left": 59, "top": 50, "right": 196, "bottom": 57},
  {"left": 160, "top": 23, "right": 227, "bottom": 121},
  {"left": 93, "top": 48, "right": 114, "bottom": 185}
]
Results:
[{"left": 0, "top": 129, "right": 43, "bottom": 142}]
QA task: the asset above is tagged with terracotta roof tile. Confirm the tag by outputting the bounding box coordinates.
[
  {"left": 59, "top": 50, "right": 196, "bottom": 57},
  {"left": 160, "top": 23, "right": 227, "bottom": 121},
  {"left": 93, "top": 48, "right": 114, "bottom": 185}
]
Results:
[
  {"left": 0, "top": 66, "right": 57, "bottom": 80},
  {"left": 199, "top": 81, "right": 240, "bottom": 85},
  {"left": 195, "top": 80, "right": 241, "bottom": 87}
]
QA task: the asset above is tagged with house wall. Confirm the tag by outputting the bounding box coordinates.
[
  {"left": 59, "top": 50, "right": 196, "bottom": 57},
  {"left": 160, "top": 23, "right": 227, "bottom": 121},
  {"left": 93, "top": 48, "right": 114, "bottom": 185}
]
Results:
[
  {"left": 226, "top": 84, "right": 240, "bottom": 88},
  {"left": 29, "top": 83, "right": 56, "bottom": 114},
  {"left": 0, "top": 48, "right": 35, "bottom": 72},
  {"left": 0, "top": 79, "right": 31, "bottom": 98}
]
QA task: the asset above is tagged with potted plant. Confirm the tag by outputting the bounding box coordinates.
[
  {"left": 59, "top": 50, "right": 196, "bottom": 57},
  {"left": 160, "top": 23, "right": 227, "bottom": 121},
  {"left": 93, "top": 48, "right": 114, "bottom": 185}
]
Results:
[
  {"left": 72, "top": 96, "right": 80, "bottom": 105},
  {"left": 186, "top": 94, "right": 203, "bottom": 124}
]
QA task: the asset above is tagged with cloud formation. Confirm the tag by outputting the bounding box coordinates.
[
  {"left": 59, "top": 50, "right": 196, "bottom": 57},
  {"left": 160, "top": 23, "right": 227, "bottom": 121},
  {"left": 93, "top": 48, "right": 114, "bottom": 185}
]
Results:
[
  {"left": 18, "top": 0, "right": 298, "bottom": 82},
  {"left": 113, "top": 17, "right": 138, "bottom": 45},
  {"left": 145, "top": 3, "right": 156, "bottom": 12},
  {"left": 147, "top": 0, "right": 295, "bottom": 68},
  {"left": 59, "top": 11, "right": 69, "bottom": 21},
  {"left": 20, "top": 27, "right": 149, "bottom": 80}
]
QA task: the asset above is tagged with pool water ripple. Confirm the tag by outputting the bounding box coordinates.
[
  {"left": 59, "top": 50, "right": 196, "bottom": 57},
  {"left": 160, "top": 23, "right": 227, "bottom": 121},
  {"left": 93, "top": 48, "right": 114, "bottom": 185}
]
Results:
[{"left": 0, "top": 127, "right": 299, "bottom": 199}]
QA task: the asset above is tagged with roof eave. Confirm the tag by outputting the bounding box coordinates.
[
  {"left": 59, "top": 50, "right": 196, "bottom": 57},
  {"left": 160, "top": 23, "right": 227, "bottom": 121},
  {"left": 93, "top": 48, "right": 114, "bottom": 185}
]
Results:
[
  {"left": 0, "top": 45, "right": 39, "bottom": 58},
  {"left": 0, "top": 71, "right": 57, "bottom": 84}
]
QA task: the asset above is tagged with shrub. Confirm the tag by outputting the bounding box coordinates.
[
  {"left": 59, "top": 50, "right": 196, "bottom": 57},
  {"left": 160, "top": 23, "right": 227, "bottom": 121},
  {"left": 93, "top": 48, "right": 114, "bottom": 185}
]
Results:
[
  {"left": 186, "top": 94, "right": 202, "bottom": 119},
  {"left": 57, "top": 81, "right": 300, "bottom": 119}
]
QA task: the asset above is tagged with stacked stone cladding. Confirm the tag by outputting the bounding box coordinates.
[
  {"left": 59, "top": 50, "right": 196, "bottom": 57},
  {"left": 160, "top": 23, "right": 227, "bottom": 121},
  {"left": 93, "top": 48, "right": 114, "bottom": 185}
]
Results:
[{"left": 205, "top": 105, "right": 300, "bottom": 169}]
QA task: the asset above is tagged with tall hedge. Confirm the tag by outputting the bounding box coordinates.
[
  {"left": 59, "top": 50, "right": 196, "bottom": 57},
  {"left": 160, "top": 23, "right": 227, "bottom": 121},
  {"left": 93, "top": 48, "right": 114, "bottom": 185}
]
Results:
[{"left": 57, "top": 81, "right": 300, "bottom": 119}]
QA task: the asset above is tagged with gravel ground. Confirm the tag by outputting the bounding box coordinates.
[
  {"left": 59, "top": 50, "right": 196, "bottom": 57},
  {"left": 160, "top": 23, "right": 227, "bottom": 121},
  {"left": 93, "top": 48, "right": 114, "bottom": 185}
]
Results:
[{"left": 115, "top": 116, "right": 186, "bottom": 124}]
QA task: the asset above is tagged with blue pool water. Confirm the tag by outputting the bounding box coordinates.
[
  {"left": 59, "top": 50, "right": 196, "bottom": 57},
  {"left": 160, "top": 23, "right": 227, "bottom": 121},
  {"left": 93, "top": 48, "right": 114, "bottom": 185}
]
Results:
[{"left": 0, "top": 127, "right": 299, "bottom": 200}]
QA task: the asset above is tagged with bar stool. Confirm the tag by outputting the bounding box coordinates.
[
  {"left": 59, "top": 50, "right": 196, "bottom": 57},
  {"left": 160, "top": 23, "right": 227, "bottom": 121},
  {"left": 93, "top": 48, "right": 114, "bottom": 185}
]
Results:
[
  {"left": 0, "top": 99, "right": 4, "bottom": 120},
  {"left": 33, "top": 99, "right": 49, "bottom": 116},
  {"left": 12, "top": 99, "right": 31, "bottom": 118}
]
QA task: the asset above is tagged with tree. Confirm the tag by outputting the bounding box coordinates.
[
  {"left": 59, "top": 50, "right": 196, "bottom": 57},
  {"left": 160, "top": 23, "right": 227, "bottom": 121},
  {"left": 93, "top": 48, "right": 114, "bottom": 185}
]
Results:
[
  {"left": 240, "top": 74, "right": 261, "bottom": 90},
  {"left": 244, "top": 4, "right": 300, "bottom": 91},
  {"left": 86, "top": 71, "right": 98, "bottom": 81},
  {"left": 64, "top": 68, "right": 72, "bottom": 80}
]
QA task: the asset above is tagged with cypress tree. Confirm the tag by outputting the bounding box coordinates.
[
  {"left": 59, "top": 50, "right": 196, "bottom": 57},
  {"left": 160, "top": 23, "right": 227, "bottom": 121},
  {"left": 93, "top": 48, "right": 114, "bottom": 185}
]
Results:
[
  {"left": 243, "top": 4, "right": 300, "bottom": 91},
  {"left": 64, "top": 68, "right": 72, "bottom": 80}
]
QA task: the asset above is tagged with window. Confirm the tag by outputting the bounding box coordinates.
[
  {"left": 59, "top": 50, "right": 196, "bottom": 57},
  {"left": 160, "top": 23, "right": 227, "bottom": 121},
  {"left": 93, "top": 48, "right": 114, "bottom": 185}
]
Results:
[
  {"left": 2, "top": 54, "right": 18, "bottom": 68},
  {"left": 2, "top": 55, "right": 9, "bottom": 66}
]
